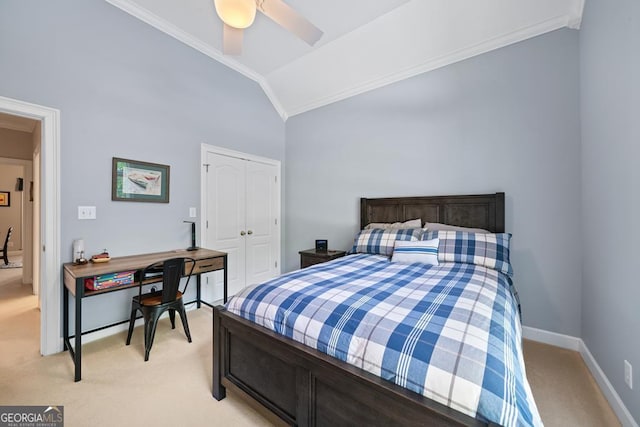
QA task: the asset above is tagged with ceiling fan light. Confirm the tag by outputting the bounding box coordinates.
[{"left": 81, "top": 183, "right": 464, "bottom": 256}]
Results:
[{"left": 214, "top": 0, "right": 256, "bottom": 29}]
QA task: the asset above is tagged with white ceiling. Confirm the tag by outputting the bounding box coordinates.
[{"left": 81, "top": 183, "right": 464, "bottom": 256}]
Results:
[{"left": 106, "top": 0, "right": 585, "bottom": 120}]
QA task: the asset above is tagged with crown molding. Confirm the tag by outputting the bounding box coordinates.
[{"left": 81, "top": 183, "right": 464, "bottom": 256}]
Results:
[
  {"left": 285, "top": 12, "right": 581, "bottom": 118},
  {"left": 104, "top": 0, "right": 583, "bottom": 121},
  {"left": 568, "top": 0, "right": 586, "bottom": 29},
  {"left": 104, "top": 0, "right": 288, "bottom": 121}
]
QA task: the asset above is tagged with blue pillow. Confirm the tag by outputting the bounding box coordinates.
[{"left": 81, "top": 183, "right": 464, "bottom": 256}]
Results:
[
  {"left": 351, "top": 228, "right": 422, "bottom": 256},
  {"left": 391, "top": 239, "right": 439, "bottom": 265},
  {"left": 422, "top": 230, "right": 513, "bottom": 276}
]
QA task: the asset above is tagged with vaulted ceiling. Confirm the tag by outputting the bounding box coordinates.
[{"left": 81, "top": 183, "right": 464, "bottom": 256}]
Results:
[{"left": 106, "top": 0, "right": 584, "bottom": 120}]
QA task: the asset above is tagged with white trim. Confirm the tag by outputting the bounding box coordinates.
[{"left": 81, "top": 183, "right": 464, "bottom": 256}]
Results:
[
  {"left": 522, "top": 325, "right": 581, "bottom": 351},
  {"left": 568, "top": 0, "right": 586, "bottom": 29},
  {"left": 286, "top": 13, "right": 580, "bottom": 118},
  {"left": 103, "top": 0, "right": 288, "bottom": 121},
  {"left": 580, "top": 342, "right": 639, "bottom": 427},
  {"left": 82, "top": 318, "right": 145, "bottom": 345},
  {"left": 81, "top": 303, "right": 210, "bottom": 344},
  {"left": 0, "top": 96, "right": 62, "bottom": 356},
  {"left": 200, "top": 143, "right": 281, "bottom": 167},
  {"left": 105, "top": 0, "right": 582, "bottom": 120},
  {"left": 523, "top": 326, "right": 638, "bottom": 427}
]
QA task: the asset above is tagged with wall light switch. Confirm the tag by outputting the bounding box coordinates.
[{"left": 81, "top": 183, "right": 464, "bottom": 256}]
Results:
[
  {"left": 78, "top": 206, "right": 96, "bottom": 220},
  {"left": 189, "top": 207, "right": 197, "bottom": 218}
]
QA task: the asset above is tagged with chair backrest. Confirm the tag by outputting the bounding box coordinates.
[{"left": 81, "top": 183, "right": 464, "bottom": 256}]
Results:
[
  {"left": 140, "top": 257, "right": 195, "bottom": 304},
  {"left": 1, "top": 227, "right": 13, "bottom": 263},
  {"left": 2, "top": 226, "right": 12, "bottom": 251}
]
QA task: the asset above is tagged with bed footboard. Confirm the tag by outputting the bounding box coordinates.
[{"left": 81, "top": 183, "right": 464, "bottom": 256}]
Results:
[{"left": 212, "top": 305, "right": 487, "bottom": 427}]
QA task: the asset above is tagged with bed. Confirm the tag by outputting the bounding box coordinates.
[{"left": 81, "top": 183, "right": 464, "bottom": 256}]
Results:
[{"left": 212, "top": 192, "right": 541, "bottom": 426}]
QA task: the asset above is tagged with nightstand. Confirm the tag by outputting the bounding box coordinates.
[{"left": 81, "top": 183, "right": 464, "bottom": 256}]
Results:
[{"left": 299, "top": 249, "right": 346, "bottom": 268}]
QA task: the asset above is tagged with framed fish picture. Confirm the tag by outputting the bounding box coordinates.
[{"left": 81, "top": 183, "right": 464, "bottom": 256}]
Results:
[{"left": 111, "top": 157, "right": 170, "bottom": 203}]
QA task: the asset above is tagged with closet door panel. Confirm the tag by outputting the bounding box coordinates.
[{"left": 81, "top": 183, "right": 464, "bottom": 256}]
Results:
[
  {"left": 206, "top": 153, "right": 246, "bottom": 298},
  {"left": 245, "top": 161, "right": 278, "bottom": 287}
]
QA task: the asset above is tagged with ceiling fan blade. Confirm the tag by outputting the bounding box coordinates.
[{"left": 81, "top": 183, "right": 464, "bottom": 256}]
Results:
[
  {"left": 223, "top": 23, "right": 243, "bottom": 55},
  {"left": 258, "top": 0, "right": 323, "bottom": 46}
]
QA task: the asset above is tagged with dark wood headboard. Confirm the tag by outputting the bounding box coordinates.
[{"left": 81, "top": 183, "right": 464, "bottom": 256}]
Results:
[{"left": 360, "top": 192, "right": 505, "bottom": 233}]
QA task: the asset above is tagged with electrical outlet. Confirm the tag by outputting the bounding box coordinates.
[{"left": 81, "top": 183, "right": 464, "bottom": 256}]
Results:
[
  {"left": 189, "top": 207, "right": 197, "bottom": 218},
  {"left": 625, "top": 360, "right": 633, "bottom": 389},
  {"left": 78, "top": 206, "right": 96, "bottom": 220}
]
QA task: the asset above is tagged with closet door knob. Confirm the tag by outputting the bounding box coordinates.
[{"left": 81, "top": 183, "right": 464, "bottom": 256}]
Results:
[
  {"left": 247, "top": 230, "right": 253, "bottom": 235},
  {"left": 240, "top": 231, "right": 246, "bottom": 236}
]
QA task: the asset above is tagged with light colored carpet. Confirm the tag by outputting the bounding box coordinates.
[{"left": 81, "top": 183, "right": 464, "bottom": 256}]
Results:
[
  {"left": 524, "top": 340, "right": 621, "bottom": 427},
  {"left": 0, "top": 270, "right": 621, "bottom": 426}
]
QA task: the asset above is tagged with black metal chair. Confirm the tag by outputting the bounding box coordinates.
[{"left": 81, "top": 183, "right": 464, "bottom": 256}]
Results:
[
  {"left": 1, "top": 226, "right": 13, "bottom": 265},
  {"left": 126, "top": 257, "right": 196, "bottom": 361}
]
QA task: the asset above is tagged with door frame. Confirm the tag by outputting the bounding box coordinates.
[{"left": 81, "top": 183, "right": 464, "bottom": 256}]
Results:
[
  {"left": 200, "top": 144, "right": 282, "bottom": 299},
  {"left": 0, "top": 95, "right": 61, "bottom": 356}
]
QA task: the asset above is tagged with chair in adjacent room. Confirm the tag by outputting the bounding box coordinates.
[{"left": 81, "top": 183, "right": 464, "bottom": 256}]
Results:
[
  {"left": 126, "top": 257, "right": 196, "bottom": 361},
  {"left": 1, "top": 226, "right": 13, "bottom": 265}
]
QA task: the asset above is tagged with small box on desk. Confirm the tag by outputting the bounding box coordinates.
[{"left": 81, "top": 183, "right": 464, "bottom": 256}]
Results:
[{"left": 84, "top": 271, "right": 135, "bottom": 291}]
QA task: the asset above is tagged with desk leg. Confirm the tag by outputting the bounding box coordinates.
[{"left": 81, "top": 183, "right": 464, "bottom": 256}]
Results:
[
  {"left": 63, "top": 286, "right": 69, "bottom": 351},
  {"left": 74, "top": 279, "right": 82, "bottom": 382},
  {"left": 223, "top": 255, "right": 228, "bottom": 303},
  {"left": 196, "top": 274, "right": 202, "bottom": 309}
]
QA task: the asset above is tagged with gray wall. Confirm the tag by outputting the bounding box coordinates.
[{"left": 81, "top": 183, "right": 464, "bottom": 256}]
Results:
[
  {"left": 580, "top": 0, "right": 640, "bottom": 421},
  {"left": 285, "top": 29, "right": 583, "bottom": 336},
  {"left": 0, "top": 0, "right": 285, "bottom": 331}
]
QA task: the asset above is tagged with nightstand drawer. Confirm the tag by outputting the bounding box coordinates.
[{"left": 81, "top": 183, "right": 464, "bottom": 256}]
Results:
[{"left": 299, "top": 249, "right": 346, "bottom": 269}]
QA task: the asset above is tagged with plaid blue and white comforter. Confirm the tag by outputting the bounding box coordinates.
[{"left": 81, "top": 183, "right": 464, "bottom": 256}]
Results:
[{"left": 225, "top": 254, "right": 542, "bottom": 427}]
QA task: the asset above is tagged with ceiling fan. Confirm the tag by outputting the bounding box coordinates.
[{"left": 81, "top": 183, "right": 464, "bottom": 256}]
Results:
[{"left": 213, "top": 0, "right": 323, "bottom": 55}]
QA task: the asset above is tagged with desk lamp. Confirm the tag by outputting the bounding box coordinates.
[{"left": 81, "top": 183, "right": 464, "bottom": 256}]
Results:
[{"left": 184, "top": 221, "right": 199, "bottom": 251}]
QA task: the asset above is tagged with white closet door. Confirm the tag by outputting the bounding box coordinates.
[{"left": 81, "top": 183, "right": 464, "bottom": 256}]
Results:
[
  {"left": 206, "top": 153, "right": 246, "bottom": 298},
  {"left": 245, "top": 161, "right": 279, "bottom": 287}
]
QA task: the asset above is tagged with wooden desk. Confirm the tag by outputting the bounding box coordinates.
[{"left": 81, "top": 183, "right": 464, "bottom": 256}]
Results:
[{"left": 63, "top": 248, "right": 227, "bottom": 382}]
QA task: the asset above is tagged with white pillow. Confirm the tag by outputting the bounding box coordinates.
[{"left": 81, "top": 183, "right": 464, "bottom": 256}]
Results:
[
  {"left": 365, "top": 218, "right": 422, "bottom": 230},
  {"left": 391, "top": 239, "right": 439, "bottom": 265}
]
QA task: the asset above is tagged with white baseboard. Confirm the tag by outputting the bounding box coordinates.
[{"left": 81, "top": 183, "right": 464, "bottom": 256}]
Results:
[
  {"left": 523, "top": 326, "right": 638, "bottom": 427},
  {"left": 522, "top": 325, "right": 581, "bottom": 351},
  {"left": 80, "top": 302, "right": 216, "bottom": 344},
  {"left": 580, "top": 341, "right": 639, "bottom": 427},
  {"left": 81, "top": 317, "right": 144, "bottom": 344}
]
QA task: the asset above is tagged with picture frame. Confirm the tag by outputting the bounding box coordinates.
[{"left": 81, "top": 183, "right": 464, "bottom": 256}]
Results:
[
  {"left": 111, "top": 158, "right": 170, "bottom": 203},
  {"left": 0, "top": 191, "right": 9, "bottom": 207}
]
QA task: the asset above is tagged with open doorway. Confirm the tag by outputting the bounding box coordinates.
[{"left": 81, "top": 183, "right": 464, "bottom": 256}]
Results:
[
  {"left": 0, "top": 115, "right": 39, "bottom": 359},
  {"left": 0, "top": 96, "right": 60, "bottom": 356}
]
